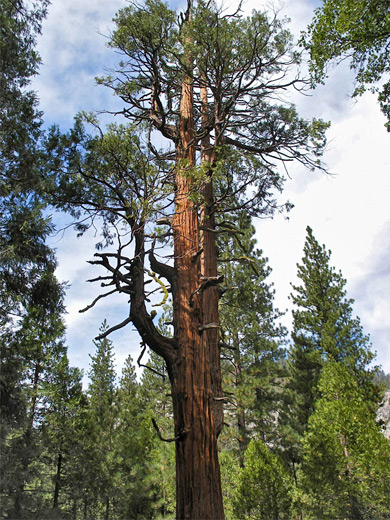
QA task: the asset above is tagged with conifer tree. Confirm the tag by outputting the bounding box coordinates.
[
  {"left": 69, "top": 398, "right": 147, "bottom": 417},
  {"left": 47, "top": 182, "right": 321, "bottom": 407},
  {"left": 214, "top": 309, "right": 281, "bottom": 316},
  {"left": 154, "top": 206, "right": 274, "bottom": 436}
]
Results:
[
  {"left": 0, "top": 0, "right": 53, "bottom": 335},
  {"left": 233, "top": 438, "right": 293, "bottom": 520},
  {"left": 139, "top": 351, "right": 176, "bottom": 518},
  {"left": 0, "top": 7, "right": 87, "bottom": 516},
  {"left": 298, "top": 362, "right": 390, "bottom": 519},
  {"left": 0, "top": 0, "right": 48, "bottom": 193},
  {"left": 0, "top": 0, "right": 55, "bottom": 441},
  {"left": 86, "top": 321, "right": 117, "bottom": 520},
  {"left": 41, "top": 355, "right": 84, "bottom": 516},
  {"left": 46, "top": 2, "right": 328, "bottom": 516},
  {"left": 301, "top": 0, "right": 390, "bottom": 131},
  {"left": 111, "top": 355, "right": 159, "bottom": 518},
  {"left": 63, "top": 392, "right": 100, "bottom": 518},
  {"left": 281, "top": 226, "right": 377, "bottom": 468},
  {"left": 0, "top": 271, "right": 70, "bottom": 518},
  {"left": 219, "top": 214, "right": 287, "bottom": 457},
  {"left": 292, "top": 227, "right": 374, "bottom": 373}
]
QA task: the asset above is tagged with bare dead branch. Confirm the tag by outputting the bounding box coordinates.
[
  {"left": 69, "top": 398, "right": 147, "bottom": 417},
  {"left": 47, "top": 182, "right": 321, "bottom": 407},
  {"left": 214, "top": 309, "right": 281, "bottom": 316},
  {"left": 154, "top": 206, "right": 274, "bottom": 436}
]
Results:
[
  {"left": 95, "top": 316, "right": 133, "bottom": 340},
  {"left": 189, "top": 275, "right": 224, "bottom": 307},
  {"left": 79, "top": 289, "right": 117, "bottom": 313},
  {"left": 137, "top": 343, "right": 167, "bottom": 379},
  {"left": 198, "top": 322, "right": 219, "bottom": 332},
  {"left": 151, "top": 418, "right": 182, "bottom": 443}
]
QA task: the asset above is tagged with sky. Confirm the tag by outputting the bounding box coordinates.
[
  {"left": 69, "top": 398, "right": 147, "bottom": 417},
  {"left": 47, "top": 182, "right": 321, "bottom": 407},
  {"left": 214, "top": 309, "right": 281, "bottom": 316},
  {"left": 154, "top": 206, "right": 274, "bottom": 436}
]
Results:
[{"left": 33, "top": 0, "right": 390, "bottom": 382}]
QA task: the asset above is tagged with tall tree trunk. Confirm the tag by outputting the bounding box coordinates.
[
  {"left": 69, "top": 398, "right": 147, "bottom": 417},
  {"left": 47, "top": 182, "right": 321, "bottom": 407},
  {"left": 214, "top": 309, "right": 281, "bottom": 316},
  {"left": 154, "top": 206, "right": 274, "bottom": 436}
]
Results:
[
  {"left": 29, "top": 361, "right": 41, "bottom": 430},
  {"left": 105, "top": 496, "right": 110, "bottom": 520},
  {"left": 53, "top": 446, "right": 63, "bottom": 509},
  {"left": 169, "top": 51, "right": 224, "bottom": 520},
  {"left": 231, "top": 328, "right": 249, "bottom": 464},
  {"left": 200, "top": 80, "right": 224, "bottom": 436}
]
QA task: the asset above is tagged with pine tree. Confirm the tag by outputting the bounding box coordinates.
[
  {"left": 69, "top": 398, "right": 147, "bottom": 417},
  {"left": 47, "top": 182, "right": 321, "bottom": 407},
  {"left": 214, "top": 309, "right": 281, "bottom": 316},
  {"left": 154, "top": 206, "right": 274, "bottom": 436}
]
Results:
[
  {"left": 0, "top": 5, "right": 68, "bottom": 513},
  {"left": 281, "top": 226, "right": 377, "bottom": 469},
  {"left": 219, "top": 213, "right": 287, "bottom": 458},
  {"left": 86, "top": 321, "right": 117, "bottom": 520},
  {"left": 111, "top": 355, "right": 172, "bottom": 519},
  {"left": 233, "top": 438, "right": 293, "bottom": 520},
  {"left": 0, "top": 0, "right": 49, "bottom": 192},
  {"left": 46, "top": 1, "right": 328, "bottom": 515},
  {"left": 61, "top": 392, "right": 98, "bottom": 518},
  {"left": 291, "top": 227, "right": 374, "bottom": 375},
  {"left": 0, "top": 270, "right": 68, "bottom": 519},
  {"left": 297, "top": 362, "right": 390, "bottom": 519},
  {"left": 139, "top": 351, "right": 176, "bottom": 518},
  {"left": 0, "top": 0, "right": 56, "bottom": 446},
  {"left": 0, "top": 0, "right": 53, "bottom": 330},
  {"left": 42, "top": 355, "right": 84, "bottom": 516}
]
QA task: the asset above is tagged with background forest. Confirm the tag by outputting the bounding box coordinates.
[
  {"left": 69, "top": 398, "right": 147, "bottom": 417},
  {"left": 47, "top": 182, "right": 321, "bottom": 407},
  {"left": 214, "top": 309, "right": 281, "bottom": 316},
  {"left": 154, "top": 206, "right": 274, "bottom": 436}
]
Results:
[{"left": 1, "top": 0, "right": 390, "bottom": 519}]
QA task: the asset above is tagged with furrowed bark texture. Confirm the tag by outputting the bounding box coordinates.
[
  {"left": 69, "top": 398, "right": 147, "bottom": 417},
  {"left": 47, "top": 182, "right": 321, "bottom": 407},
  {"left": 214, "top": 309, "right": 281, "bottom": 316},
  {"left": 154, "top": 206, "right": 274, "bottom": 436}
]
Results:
[
  {"left": 200, "top": 82, "right": 224, "bottom": 436},
  {"left": 169, "top": 69, "right": 224, "bottom": 519}
]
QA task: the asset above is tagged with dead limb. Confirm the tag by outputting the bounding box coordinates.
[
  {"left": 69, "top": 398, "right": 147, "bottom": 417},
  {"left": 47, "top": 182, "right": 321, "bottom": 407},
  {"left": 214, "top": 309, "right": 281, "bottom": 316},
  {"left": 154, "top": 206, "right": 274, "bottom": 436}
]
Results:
[{"left": 151, "top": 418, "right": 183, "bottom": 443}]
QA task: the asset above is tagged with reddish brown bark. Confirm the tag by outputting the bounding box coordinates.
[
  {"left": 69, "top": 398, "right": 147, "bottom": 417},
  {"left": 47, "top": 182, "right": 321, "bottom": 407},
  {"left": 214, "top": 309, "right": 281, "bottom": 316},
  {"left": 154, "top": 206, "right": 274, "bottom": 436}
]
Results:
[
  {"left": 169, "top": 68, "right": 224, "bottom": 519},
  {"left": 200, "top": 81, "right": 224, "bottom": 436}
]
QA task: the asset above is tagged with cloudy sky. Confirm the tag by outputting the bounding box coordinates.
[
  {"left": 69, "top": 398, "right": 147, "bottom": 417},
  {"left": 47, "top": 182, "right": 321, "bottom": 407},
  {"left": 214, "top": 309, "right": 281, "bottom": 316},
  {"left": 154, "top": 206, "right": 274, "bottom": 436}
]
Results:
[{"left": 33, "top": 0, "right": 389, "bottom": 381}]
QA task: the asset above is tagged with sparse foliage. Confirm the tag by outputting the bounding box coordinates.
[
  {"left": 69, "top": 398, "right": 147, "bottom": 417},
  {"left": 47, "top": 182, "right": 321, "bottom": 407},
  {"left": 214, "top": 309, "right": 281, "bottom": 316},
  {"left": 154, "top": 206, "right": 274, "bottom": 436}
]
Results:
[{"left": 301, "top": 0, "right": 390, "bottom": 130}]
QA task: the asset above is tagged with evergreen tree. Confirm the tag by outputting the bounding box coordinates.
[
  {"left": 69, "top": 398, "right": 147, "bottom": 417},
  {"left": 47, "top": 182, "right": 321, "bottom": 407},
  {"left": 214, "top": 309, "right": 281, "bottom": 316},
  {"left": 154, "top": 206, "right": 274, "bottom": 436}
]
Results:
[
  {"left": 139, "top": 350, "right": 176, "bottom": 518},
  {"left": 219, "top": 214, "right": 287, "bottom": 458},
  {"left": 0, "top": 0, "right": 53, "bottom": 331},
  {"left": 281, "top": 226, "right": 377, "bottom": 465},
  {"left": 297, "top": 362, "right": 390, "bottom": 519},
  {"left": 0, "top": 0, "right": 56, "bottom": 444},
  {"left": 62, "top": 392, "right": 100, "bottom": 519},
  {"left": 217, "top": 450, "right": 241, "bottom": 520},
  {"left": 112, "top": 355, "right": 170, "bottom": 519},
  {"left": 0, "top": 6, "right": 67, "bottom": 514},
  {"left": 233, "top": 438, "right": 293, "bottom": 520},
  {"left": 0, "top": 0, "right": 48, "bottom": 191},
  {"left": 85, "top": 321, "right": 117, "bottom": 520},
  {"left": 46, "top": 1, "right": 328, "bottom": 515},
  {"left": 291, "top": 227, "right": 374, "bottom": 374},
  {"left": 42, "top": 355, "right": 85, "bottom": 517},
  {"left": 0, "top": 271, "right": 69, "bottom": 519},
  {"left": 88, "top": 321, "right": 117, "bottom": 428}
]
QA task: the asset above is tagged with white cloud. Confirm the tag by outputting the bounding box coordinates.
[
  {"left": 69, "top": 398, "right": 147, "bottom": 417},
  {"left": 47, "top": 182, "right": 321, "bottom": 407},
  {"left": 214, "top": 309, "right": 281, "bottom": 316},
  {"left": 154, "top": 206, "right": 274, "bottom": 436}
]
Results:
[
  {"left": 255, "top": 88, "right": 390, "bottom": 372},
  {"left": 34, "top": 0, "right": 124, "bottom": 127}
]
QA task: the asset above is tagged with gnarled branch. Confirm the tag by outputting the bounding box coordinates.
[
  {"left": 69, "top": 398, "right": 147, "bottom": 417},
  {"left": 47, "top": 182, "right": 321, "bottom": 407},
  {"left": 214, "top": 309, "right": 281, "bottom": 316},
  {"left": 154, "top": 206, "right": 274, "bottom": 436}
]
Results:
[
  {"left": 151, "top": 418, "right": 183, "bottom": 443},
  {"left": 95, "top": 316, "right": 133, "bottom": 340}
]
